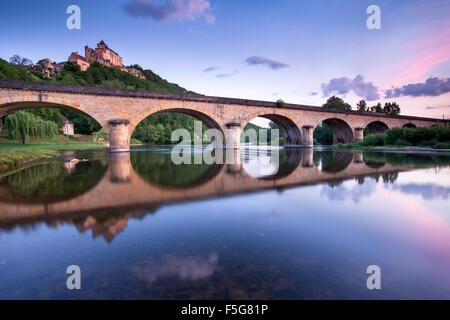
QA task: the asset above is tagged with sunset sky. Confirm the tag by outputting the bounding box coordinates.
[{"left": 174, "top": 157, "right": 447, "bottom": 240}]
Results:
[{"left": 1, "top": 0, "right": 449, "bottom": 119}]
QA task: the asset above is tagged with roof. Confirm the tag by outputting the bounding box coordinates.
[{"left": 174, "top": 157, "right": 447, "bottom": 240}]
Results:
[
  {"left": 61, "top": 115, "right": 73, "bottom": 124},
  {"left": 70, "top": 52, "right": 88, "bottom": 63},
  {"left": 97, "top": 40, "right": 120, "bottom": 56}
]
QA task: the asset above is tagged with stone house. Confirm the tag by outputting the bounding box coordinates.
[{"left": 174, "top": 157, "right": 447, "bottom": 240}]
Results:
[
  {"left": 68, "top": 52, "right": 90, "bottom": 71},
  {"left": 126, "top": 67, "right": 145, "bottom": 79},
  {"left": 61, "top": 116, "right": 74, "bottom": 136}
]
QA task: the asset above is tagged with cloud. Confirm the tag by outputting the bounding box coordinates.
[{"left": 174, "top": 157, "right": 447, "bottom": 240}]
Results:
[
  {"left": 391, "top": 183, "right": 450, "bottom": 200},
  {"left": 321, "top": 75, "right": 380, "bottom": 101},
  {"left": 123, "top": 0, "right": 215, "bottom": 23},
  {"left": 216, "top": 70, "right": 238, "bottom": 78},
  {"left": 310, "top": 92, "right": 318, "bottom": 96},
  {"left": 387, "top": 27, "right": 450, "bottom": 87},
  {"left": 385, "top": 77, "right": 450, "bottom": 98},
  {"left": 133, "top": 253, "right": 218, "bottom": 284},
  {"left": 244, "top": 56, "right": 290, "bottom": 70},
  {"left": 203, "top": 66, "right": 220, "bottom": 72},
  {"left": 425, "top": 105, "right": 450, "bottom": 110},
  {"left": 320, "top": 179, "right": 377, "bottom": 203}
]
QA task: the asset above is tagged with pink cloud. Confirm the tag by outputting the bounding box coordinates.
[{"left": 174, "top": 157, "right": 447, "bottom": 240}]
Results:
[{"left": 387, "top": 27, "right": 450, "bottom": 88}]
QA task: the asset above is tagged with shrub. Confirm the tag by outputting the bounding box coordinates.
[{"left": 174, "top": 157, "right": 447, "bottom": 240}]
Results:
[
  {"left": 393, "top": 138, "right": 412, "bottom": 146},
  {"left": 130, "top": 138, "right": 142, "bottom": 145},
  {"left": 362, "top": 133, "right": 386, "bottom": 146},
  {"left": 417, "top": 139, "right": 437, "bottom": 147},
  {"left": 385, "top": 127, "right": 407, "bottom": 145},
  {"left": 92, "top": 128, "right": 107, "bottom": 141},
  {"left": 384, "top": 126, "right": 450, "bottom": 146},
  {"left": 435, "top": 142, "right": 450, "bottom": 149}
]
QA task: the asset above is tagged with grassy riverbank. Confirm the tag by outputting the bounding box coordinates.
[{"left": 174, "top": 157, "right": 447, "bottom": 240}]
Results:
[
  {"left": 334, "top": 126, "right": 450, "bottom": 151},
  {"left": 333, "top": 142, "right": 450, "bottom": 151},
  {"left": 0, "top": 138, "right": 105, "bottom": 171}
]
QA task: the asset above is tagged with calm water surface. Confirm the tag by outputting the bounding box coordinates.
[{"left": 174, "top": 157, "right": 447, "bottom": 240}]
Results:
[{"left": 0, "top": 147, "right": 449, "bottom": 299}]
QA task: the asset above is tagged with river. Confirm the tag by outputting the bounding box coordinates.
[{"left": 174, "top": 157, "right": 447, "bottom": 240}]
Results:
[{"left": 0, "top": 147, "right": 449, "bottom": 299}]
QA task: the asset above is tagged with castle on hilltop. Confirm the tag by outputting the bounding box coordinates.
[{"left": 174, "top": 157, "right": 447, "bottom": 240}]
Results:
[
  {"left": 30, "top": 40, "right": 145, "bottom": 80},
  {"left": 68, "top": 40, "right": 145, "bottom": 79},
  {"left": 85, "top": 40, "right": 123, "bottom": 69}
]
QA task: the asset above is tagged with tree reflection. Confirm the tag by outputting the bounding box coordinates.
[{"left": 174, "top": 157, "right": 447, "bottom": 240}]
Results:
[
  {"left": 131, "top": 149, "right": 223, "bottom": 188},
  {"left": 0, "top": 160, "right": 107, "bottom": 203}
]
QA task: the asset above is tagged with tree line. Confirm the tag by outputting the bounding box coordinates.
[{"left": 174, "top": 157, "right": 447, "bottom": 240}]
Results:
[
  {"left": 314, "top": 96, "right": 402, "bottom": 145},
  {"left": 323, "top": 96, "right": 400, "bottom": 115}
]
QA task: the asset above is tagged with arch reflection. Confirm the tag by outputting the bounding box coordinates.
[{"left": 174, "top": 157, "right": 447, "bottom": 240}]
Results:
[
  {"left": 130, "top": 147, "right": 223, "bottom": 189},
  {"left": 0, "top": 156, "right": 108, "bottom": 204},
  {"left": 242, "top": 147, "right": 309, "bottom": 179},
  {"left": 313, "top": 151, "right": 354, "bottom": 173},
  {"left": 1, "top": 148, "right": 449, "bottom": 242}
]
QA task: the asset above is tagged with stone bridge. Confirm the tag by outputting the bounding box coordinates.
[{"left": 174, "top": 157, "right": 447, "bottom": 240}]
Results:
[
  {"left": 0, "top": 80, "right": 447, "bottom": 151},
  {"left": 0, "top": 150, "right": 412, "bottom": 227}
]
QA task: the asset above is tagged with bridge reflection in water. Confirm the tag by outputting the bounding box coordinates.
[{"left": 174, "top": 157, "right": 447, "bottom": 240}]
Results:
[{"left": 0, "top": 148, "right": 419, "bottom": 241}]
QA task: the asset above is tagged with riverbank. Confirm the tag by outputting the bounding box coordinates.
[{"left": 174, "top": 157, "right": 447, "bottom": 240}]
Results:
[
  {"left": 0, "top": 139, "right": 106, "bottom": 172},
  {"left": 333, "top": 142, "right": 450, "bottom": 152}
]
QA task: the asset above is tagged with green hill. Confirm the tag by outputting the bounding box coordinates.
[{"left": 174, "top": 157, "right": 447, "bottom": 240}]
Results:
[
  {"left": 0, "top": 58, "right": 195, "bottom": 94},
  {"left": 0, "top": 58, "right": 200, "bottom": 137}
]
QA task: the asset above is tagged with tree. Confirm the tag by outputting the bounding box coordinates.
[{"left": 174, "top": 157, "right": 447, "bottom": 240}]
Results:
[
  {"left": 276, "top": 99, "right": 285, "bottom": 107},
  {"left": 5, "top": 111, "right": 59, "bottom": 144},
  {"left": 370, "top": 103, "right": 383, "bottom": 113},
  {"left": 383, "top": 102, "right": 401, "bottom": 115},
  {"left": 356, "top": 100, "right": 367, "bottom": 112},
  {"left": 63, "top": 61, "right": 81, "bottom": 72},
  {"left": 322, "top": 96, "right": 352, "bottom": 110},
  {"left": 25, "top": 108, "right": 65, "bottom": 128},
  {"left": 9, "top": 55, "right": 33, "bottom": 67},
  {"left": 60, "top": 109, "right": 101, "bottom": 135},
  {"left": 127, "top": 64, "right": 144, "bottom": 72},
  {"left": 313, "top": 123, "right": 333, "bottom": 145}
]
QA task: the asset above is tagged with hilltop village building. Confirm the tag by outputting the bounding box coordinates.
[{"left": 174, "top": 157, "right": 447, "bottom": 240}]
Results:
[
  {"left": 85, "top": 40, "right": 123, "bottom": 69},
  {"left": 30, "top": 41, "right": 145, "bottom": 79},
  {"left": 68, "top": 52, "right": 90, "bottom": 72}
]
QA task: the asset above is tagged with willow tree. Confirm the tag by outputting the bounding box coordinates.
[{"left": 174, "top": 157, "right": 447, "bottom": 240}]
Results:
[{"left": 5, "top": 111, "right": 59, "bottom": 144}]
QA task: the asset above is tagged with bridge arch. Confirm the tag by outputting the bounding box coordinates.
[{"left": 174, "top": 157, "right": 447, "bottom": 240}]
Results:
[
  {"left": 0, "top": 100, "right": 106, "bottom": 130},
  {"left": 365, "top": 120, "right": 389, "bottom": 134},
  {"left": 316, "top": 118, "right": 354, "bottom": 144},
  {"left": 129, "top": 107, "right": 225, "bottom": 145},
  {"left": 241, "top": 112, "right": 302, "bottom": 145},
  {"left": 403, "top": 123, "right": 416, "bottom": 128}
]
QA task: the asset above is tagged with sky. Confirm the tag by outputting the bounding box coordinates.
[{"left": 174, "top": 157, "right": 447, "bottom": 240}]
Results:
[{"left": 1, "top": 0, "right": 449, "bottom": 121}]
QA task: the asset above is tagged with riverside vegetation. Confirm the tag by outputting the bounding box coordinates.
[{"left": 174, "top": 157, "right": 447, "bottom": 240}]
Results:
[
  {"left": 334, "top": 126, "right": 450, "bottom": 150},
  {"left": 0, "top": 56, "right": 210, "bottom": 170}
]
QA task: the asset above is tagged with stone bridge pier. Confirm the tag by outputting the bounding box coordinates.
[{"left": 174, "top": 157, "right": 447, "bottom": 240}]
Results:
[
  {"left": 108, "top": 119, "right": 131, "bottom": 152},
  {"left": 354, "top": 128, "right": 364, "bottom": 143}
]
